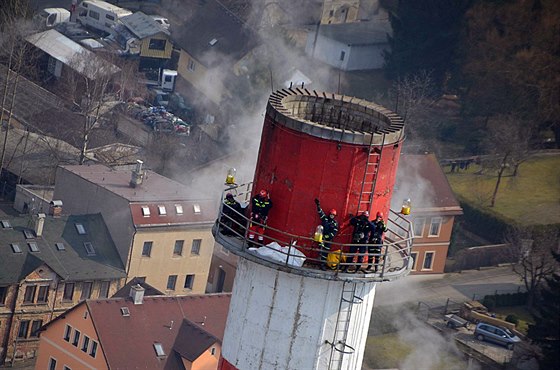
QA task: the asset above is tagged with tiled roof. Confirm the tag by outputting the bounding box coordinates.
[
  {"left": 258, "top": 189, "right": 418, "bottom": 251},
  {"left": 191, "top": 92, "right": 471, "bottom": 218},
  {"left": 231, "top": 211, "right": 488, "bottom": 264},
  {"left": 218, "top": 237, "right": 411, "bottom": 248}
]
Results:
[
  {"left": 86, "top": 294, "right": 230, "bottom": 369},
  {"left": 0, "top": 214, "right": 125, "bottom": 284},
  {"left": 130, "top": 200, "right": 217, "bottom": 227},
  {"left": 173, "top": 319, "right": 219, "bottom": 361},
  {"left": 112, "top": 277, "right": 164, "bottom": 298},
  {"left": 396, "top": 153, "right": 462, "bottom": 214},
  {"left": 317, "top": 20, "right": 392, "bottom": 45},
  {"left": 171, "top": 0, "right": 256, "bottom": 67}
]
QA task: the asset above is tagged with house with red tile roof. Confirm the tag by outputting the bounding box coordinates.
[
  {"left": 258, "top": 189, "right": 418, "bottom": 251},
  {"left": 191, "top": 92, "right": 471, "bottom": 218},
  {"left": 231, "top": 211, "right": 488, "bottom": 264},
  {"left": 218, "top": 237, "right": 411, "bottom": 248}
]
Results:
[
  {"left": 393, "top": 153, "right": 463, "bottom": 273},
  {"left": 35, "top": 286, "right": 230, "bottom": 370},
  {"left": 52, "top": 162, "right": 218, "bottom": 295}
]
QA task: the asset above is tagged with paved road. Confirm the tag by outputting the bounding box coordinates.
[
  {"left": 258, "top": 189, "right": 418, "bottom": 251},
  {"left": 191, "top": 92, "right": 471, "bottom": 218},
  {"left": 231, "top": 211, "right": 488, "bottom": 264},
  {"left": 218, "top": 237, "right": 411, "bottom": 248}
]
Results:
[{"left": 376, "top": 265, "right": 524, "bottom": 307}]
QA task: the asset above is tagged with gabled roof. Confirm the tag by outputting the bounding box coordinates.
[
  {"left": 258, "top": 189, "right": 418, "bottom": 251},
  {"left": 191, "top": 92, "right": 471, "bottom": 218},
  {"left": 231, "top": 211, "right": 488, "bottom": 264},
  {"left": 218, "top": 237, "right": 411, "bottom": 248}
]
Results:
[
  {"left": 84, "top": 294, "right": 230, "bottom": 369},
  {"left": 171, "top": 0, "right": 256, "bottom": 67},
  {"left": 121, "top": 11, "right": 169, "bottom": 39},
  {"left": 173, "top": 319, "right": 219, "bottom": 362},
  {"left": 395, "top": 153, "right": 463, "bottom": 215},
  {"left": 0, "top": 214, "right": 125, "bottom": 284},
  {"left": 112, "top": 277, "right": 164, "bottom": 298},
  {"left": 26, "top": 29, "right": 120, "bottom": 79},
  {"left": 317, "top": 20, "right": 391, "bottom": 45}
]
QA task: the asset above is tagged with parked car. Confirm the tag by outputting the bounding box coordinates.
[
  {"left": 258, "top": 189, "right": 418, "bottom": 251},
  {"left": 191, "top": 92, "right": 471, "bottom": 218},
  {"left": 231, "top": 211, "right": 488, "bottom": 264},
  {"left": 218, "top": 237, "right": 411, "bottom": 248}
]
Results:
[
  {"left": 444, "top": 314, "right": 469, "bottom": 329},
  {"left": 474, "top": 323, "right": 521, "bottom": 350}
]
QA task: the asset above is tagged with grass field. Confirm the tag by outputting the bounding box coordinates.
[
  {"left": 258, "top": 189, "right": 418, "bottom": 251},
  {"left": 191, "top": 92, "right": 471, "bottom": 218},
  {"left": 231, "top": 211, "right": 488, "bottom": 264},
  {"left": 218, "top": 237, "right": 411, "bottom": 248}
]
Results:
[{"left": 446, "top": 154, "right": 560, "bottom": 225}]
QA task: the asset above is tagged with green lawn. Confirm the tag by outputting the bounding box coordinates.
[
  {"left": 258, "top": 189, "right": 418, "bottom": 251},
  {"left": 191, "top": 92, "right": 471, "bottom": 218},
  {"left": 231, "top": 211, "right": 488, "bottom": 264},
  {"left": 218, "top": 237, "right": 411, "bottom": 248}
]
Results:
[{"left": 446, "top": 154, "right": 560, "bottom": 225}]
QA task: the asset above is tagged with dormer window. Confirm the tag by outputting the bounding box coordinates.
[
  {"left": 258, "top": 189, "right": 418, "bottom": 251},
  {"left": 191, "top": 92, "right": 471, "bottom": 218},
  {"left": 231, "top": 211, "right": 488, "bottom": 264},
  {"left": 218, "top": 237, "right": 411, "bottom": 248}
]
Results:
[
  {"left": 75, "top": 223, "right": 86, "bottom": 235},
  {"left": 142, "top": 206, "right": 150, "bottom": 217},
  {"left": 175, "top": 204, "right": 183, "bottom": 215},
  {"left": 158, "top": 205, "right": 167, "bottom": 215}
]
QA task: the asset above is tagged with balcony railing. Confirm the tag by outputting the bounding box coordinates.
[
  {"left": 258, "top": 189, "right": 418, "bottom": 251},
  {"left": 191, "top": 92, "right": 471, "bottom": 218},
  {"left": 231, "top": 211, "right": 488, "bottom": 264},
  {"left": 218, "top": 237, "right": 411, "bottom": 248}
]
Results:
[{"left": 213, "top": 184, "right": 414, "bottom": 282}]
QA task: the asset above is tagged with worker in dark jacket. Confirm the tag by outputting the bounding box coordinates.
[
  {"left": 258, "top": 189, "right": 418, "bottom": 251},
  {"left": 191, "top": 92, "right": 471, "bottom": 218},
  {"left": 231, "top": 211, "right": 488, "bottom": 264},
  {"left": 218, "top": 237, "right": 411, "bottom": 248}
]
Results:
[
  {"left": 315, "top": 198, "right": 339, "bottom": 269},
  {"left": 348, "top": 211, "right": 374, "bottom": 272},
  {"left": 248, "top": 189, "right": 272, "bottom": 247},
  {"left": 368, "top": 211, "right": 388, "bottom": 272},
  {"left": 220, "top": 193, "right": 243, "bottom": 235}
]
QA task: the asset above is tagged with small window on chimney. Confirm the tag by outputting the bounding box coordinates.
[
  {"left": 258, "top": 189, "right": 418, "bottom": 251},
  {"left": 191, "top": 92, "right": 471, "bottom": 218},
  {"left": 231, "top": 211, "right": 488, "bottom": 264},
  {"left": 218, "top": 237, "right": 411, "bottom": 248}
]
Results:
[
  {"left": 175, "top": 204, "right": 183, "bottom": 215},
  {"left": 28, "top": 242, "right": 39, "bottom": 252},
  {"left": 120, "top": 307, "right": 130, "bottom": 316},
  {"left": 11, "top": 243, "right": 22, "bottom": 253},
  {"left": 153, "top": 343, "right": 165, "bottom": 357},
  {"left": 75, "top": 223, "right": 86, "bottom": 235},
  {"left": 23, "top": 229, "right": 35, "bottom": 239},
  {"left": 55, "top": 242, "right": 66, "bottom": 251},
  {"left": 142, "top": 206, "right": 150, "bottom": 217},
  {"left": 193, "top": 204, "right": 201, "bottom": 214},
  {"left": 158, "top": 205, "right": 166, "bottom": 215},
  {"left": 1, "top": 220, "right": 12, "bottom": 229},
  {"left": 84, "top": 242, "right": 96, "bottom": 256}
]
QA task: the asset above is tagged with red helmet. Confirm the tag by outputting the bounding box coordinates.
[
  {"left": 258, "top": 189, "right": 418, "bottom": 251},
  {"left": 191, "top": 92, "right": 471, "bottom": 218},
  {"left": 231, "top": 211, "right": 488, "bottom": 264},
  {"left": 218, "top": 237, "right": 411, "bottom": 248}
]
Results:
[
  {"left": 362, "top": 211, "right": 369, "bottom": 217},
  {"left": 376, "top": 211, "right": 383, "bottom": 219},
  {"left": 259, "top": 189, "right": 267, "bottom": 197},
  {"left": 329, "top": 209, "right": 337, "bottom": 216}
]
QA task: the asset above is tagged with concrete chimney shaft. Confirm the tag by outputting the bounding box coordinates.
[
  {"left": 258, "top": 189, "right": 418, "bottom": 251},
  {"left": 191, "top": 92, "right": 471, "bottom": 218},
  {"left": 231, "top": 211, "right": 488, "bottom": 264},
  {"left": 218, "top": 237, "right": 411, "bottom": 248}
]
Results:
[
  {"left": 35, "top": 213, "right": 46, "bottom": 237},
  {"left": 130, "top": 284, "right": 145, "bottom": 305}
]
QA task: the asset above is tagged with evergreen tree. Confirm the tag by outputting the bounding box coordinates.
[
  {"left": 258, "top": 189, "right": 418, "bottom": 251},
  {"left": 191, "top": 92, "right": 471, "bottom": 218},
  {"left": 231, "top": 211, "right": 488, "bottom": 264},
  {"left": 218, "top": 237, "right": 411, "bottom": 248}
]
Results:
[
  {"left": 527, "top": 251, "right": 560, "bottom": 369},
  {"left": 383, "top": 0, "right": 471, "bottom": 90}
]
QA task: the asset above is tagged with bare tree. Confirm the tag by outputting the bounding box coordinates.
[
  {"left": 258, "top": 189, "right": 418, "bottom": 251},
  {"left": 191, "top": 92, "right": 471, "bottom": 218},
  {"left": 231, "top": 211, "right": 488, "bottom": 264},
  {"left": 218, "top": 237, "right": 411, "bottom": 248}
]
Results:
[{"left": 505, "top": 227, "right": 559, "bottom": 308}]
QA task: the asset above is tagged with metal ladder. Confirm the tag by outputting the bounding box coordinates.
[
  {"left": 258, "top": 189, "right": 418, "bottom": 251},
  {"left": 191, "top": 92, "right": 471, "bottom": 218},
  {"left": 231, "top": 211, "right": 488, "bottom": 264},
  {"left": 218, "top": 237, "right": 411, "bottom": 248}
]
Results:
[
  {"left": 327, "top": 282, "right": 363, "bottom": 370},
  {"left": 356, "top": 133, "right": 385, "bottom": 215}
]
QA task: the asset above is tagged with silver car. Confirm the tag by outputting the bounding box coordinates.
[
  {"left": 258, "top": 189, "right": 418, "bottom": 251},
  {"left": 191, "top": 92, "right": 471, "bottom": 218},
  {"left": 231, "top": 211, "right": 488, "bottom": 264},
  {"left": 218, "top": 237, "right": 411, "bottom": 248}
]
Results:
[{"left": 474, "top": 323, "right": 521, "bottom": 350}]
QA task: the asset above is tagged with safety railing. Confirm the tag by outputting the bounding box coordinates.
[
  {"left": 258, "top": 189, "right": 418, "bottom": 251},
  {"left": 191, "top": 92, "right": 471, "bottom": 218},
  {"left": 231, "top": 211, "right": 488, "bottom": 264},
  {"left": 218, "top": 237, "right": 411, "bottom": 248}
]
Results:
[{"left": 214, "top": 185, "right": 415, "bottom": 281}]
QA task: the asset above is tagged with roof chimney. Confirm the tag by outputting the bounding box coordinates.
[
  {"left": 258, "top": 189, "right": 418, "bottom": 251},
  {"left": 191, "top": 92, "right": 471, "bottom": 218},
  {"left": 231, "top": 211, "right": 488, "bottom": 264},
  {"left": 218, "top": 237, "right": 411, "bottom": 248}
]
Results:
[
  {"left": 35, "top": 213, "right": 46, "bottom": 237},
  {"left": 130, "top": 160, "right": 145, "bottom": 188},
  {"left": 129, "top": 284, "right": 145, "bottom": 305},
  {"left": 49, "top": 200, "right": 63, "bottom": 217}
]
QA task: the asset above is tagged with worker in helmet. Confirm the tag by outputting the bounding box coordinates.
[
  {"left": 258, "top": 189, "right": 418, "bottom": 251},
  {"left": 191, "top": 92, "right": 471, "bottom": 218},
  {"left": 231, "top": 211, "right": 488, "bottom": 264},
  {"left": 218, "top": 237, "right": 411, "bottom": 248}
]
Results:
[
  {"left": 368, "top": 211, "right": 388, "bottom": 272},
  {"left": 220, "top": 193, "right": 243, "bottom": 236},
  {"left": 314, "top": 198, "right": 339, "bottom": 270},
  {"left": 348, "top": 211, "right": 374, "bottom": 272},
  {"left": 248, "top": 189, "right": 272, "bottom": 247}
]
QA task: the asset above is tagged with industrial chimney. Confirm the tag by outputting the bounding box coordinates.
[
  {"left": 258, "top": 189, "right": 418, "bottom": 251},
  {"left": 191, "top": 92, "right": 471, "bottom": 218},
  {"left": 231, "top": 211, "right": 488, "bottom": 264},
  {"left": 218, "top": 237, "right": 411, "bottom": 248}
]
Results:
[{"left": 130, "top": 160, "right": 145, "bottom": 188}]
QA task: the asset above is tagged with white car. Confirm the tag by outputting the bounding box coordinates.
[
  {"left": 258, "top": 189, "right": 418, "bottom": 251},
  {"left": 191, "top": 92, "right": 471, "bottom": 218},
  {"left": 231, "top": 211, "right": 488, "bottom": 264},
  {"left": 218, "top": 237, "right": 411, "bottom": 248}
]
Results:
[{"left": 151, "top": 16, "right": 170, "bottom": 30}]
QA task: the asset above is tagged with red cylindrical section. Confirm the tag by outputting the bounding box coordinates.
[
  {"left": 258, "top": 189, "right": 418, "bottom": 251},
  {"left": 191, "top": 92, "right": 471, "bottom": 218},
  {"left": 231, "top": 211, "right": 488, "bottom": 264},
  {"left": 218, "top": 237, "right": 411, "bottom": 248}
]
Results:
[{"left": 251, "top": 90, "right": 405, "bottom": 253}]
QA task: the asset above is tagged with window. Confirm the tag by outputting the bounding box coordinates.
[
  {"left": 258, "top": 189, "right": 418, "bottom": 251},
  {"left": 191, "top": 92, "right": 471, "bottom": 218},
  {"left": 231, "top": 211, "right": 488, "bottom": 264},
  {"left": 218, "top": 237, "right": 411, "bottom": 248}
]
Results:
[
  {"left": 1, "top": 220, "right": 12, "bottom": 228},
  {"left": 81, "top": 282, "right": 92, "bottom": 300},
  {"left": 428, "top": 217, "right": 442, "bottom": 237},
  {"left": 184, "top": 274, "right": 194, "bottom": 289},
  {"left": 64, "top": 325, "right": 71, "bottom": 341},
  {"left": 340, "top": 50, "right": 346, "bottom": 61},
  {"left": 191, "top": 239, "right": 201, "bottom": 255},
  {"left": 153, "top": 342, "right": 165, "bottom": 357},
  {"left": 410, "top": 252, "right": 418, "bottom": 271},
  {"left": 0, "top": 286, "right": 7, "bottom": 305},
  {"left": 37, "top": 285, "right": 49, "bottom": 303},
  {"left": 48, "top": 358, "right": 57, "bottom": 370},
  {"left": 193, "top": 204, "right": 201, "bottom": 214},
  {"left": 88, "top": 10, "right": 99, "bottom": 20},
  {"left": 120, "top": 307, "right": 130, "bottom": 317},
  {"left": 105, "top": 14, "right": 115, "bottom": 20},
  {"left": 23, "top": 229, "right": 35, "bottom": 239},
  {"left": 329, "top": 10, "right": 334, "bottom": 16},
  {"left": 158, "top": 205, "right": 167, "bottom": 215},
  {"left": 173, "top": 240, "right": 184, "bottom": 256},
  {"left": 142, "top": 241, "right": 153, "bottom": 257},
  {"left": 90, "top": 341, "right": 98, "bottom": 358},
  {"left": 167, "top": 275, "right": 177, "bottom": 290},
  {"left": 24, "top": 285, "right": 36, "bottom": 303},
  {"left": 175, "top": 204, "right": 183, "bottom": 214},
  {"left": 55, "top": 242, "right": 66, "bottom": 251},
  {"left": 30, "top": 320, "right": 43, "bottom": 337},
  {"left": 149, "top": 39, "right": 167, "bottom": 51},
  {"left": 81, "top": 335, "right": 90, "bottom": 352},
  {"left": 211, "top": 347, "right": 216, "bottom": 355},
  {"left": 75, "top": 223, "right": 86, "bottom": 235},
  {"left": 423, "top": 252, "right": 435, "bottom": 270},
  {"left": 64, "top": 366, "right": 72, "bottom": 370},
  {"left": 17, "top": 320, "right": 30, "bottom": 338},
  {"left": 72, "top": 330, "right": 81, "bottom": 347},
  {"left": 188, "top": 59, "right": 195, "bottom": 72},
  {"left": 11, "top": 243, "right": 22, "bottom": 253},
  {"left": 63, "top": 283, "right": 75, "bottom": 301},
  {"left": 99, "top": 281, "right": 110, "bottom": 298},
  {"left": 83, "top": 242, "right": 96, "bottom": 256},
  {"left": 141, "top": 206, "right": 150, "bottom": 216},
  {"left": 27, "top": 242, "right": 39, "bottom": 252},
  {"left": 413, "top": 218, "right": 425, "bottom": 237},
  {"left": 79, "top": 9, "right": 87, "bottom": 17}
]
